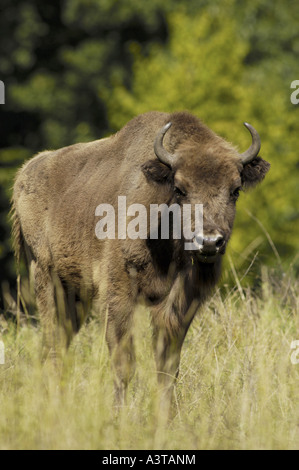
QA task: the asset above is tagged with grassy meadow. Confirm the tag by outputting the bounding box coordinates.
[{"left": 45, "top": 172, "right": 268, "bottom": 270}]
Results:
[{"left": 0, "top": 266, "right": 298, "bottom": 450}]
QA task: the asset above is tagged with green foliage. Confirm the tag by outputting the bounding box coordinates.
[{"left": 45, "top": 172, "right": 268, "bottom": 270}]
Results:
[{"left": 105, "top": 3, "right": 299, "bottom": 273}]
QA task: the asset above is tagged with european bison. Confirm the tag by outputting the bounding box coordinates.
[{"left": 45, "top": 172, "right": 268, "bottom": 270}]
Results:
[{"left": 11, "top": 111, "right": 270, "bottom": 403}]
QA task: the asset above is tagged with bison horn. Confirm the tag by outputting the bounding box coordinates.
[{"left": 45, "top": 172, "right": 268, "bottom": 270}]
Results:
[
  {"left": 240, "top": 122, "right": 261, "bottom": 165},
  {"left": 154, "top": 122, "right": 175, "bottom": 168}
]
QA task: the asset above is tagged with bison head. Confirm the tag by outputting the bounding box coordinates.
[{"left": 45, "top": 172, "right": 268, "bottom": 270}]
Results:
[{"left": 142, "top": 115, "right": 270, "bottom": 264}]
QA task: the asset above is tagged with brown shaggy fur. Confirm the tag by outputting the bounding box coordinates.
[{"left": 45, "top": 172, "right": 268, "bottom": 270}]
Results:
[{"left": 11, "top": 111, "right": 270, "bottom": 403}]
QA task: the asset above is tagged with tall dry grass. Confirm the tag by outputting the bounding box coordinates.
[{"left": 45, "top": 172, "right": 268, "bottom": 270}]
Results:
[{"left": 0, "top": 266, "right": 298, "bottom": 449}]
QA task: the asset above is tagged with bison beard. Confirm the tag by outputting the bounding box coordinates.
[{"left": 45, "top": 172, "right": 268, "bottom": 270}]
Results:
[{"left": 11, "top": 111, "right": 270, "bottom": 408}]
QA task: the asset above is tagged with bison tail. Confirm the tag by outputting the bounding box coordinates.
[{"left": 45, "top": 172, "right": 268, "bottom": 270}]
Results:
[{"left": 10, "top": 199, "right": 25, "bottom": 270}]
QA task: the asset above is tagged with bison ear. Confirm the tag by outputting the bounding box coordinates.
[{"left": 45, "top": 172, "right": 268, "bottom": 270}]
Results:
[
  {"left": 141, "top": 160, "right": 172, "bottom": 183},
  {"left": 241, "top": 156, "right": 270, "bottom": 190}
]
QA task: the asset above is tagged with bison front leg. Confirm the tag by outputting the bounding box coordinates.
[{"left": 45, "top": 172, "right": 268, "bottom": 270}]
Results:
[
  {"left": 151, "top": 299, "right": 199, "bottom": 416},
  {"left": 152, "top": 323, "right": 184, "bottom": 408},
  {"left": 105, "top": 294, "right": 136, "bottom": 407},
  {"left": 106, "top": 326, "right": 135, "bottom": 407}
]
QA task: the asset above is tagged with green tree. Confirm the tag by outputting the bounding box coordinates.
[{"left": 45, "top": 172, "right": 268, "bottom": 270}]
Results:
[{"left": 105, "top": 6, "right": 299, "bottom": 274}]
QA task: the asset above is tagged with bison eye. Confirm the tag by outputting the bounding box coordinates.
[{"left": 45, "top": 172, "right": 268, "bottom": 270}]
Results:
[
  {"left": 174, "top": 186, "right": 186, "bottom": 197},
  {"left": 231, "top": 187, "right": 242, "bottom": 200}
]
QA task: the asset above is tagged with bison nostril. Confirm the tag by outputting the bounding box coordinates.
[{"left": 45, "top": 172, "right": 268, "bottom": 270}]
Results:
[
  {"left": 215, "top": 235, "right": 224, "bottom": 249},
  {"left": 201, "top": 232, "right": 224, "bottom": 254}
]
